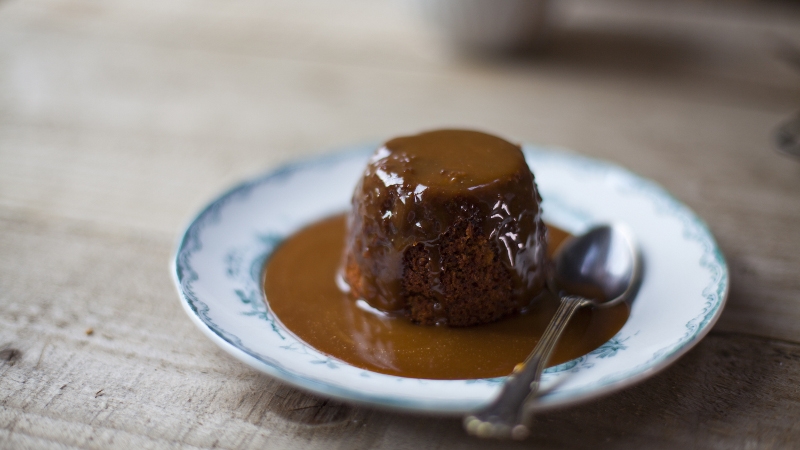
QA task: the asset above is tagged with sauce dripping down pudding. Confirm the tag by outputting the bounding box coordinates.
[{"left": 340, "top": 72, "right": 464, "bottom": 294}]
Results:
[
  {"left": 265, "top": 130, "right": 628, "bottom": 380},
  {"left": 340, "top": 130, "right": 549, "bottom": 326},
  {"left": 264, "top": 215, "right": 628, "bottom": 380}
]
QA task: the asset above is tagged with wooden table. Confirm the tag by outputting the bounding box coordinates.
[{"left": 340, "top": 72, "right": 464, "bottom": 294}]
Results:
[{"left": 2, "top": 0, "right": 800, "bottom": 448}]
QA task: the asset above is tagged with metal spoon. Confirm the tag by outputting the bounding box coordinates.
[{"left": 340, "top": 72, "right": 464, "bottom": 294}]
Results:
[{"left": 464, "top": 224, "right": 641, "bottom": 440}]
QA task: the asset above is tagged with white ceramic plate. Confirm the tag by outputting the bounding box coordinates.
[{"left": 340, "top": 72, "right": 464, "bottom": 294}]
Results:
[{"left": 172, "top": 144, "right": 728, "bottom": 414}]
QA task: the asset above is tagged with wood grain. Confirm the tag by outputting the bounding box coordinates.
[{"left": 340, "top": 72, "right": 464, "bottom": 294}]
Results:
[
  {"left": 1, "top": 211, "right": 799, "bottom": 449},
  {"left": 1, "top": 0, "right": 800, "bottom": 447}
]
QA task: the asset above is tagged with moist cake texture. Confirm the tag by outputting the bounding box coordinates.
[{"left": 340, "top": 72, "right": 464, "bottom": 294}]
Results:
[{"left": 340, "top": 129, "right": 549, "bottom": 326}]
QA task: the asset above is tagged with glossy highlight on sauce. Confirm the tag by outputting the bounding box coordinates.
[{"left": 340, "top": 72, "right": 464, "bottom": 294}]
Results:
[{"left": 264, "top": 215, "right": 629, "bottom": 380}]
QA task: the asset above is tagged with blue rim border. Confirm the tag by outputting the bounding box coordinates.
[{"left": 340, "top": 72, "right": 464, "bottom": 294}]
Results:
[{"left": 171, "top": 144, "right": 729, "bottom": 414}]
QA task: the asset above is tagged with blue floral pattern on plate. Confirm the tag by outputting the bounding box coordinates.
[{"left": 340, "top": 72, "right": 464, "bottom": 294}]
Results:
[{"left": 172, "top": 144, "right": 728, "bottom": 414}]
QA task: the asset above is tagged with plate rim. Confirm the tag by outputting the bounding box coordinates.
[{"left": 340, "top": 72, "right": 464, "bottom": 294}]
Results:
[{"left": 171, "top": 144, "right": 729, "bottom": 414}]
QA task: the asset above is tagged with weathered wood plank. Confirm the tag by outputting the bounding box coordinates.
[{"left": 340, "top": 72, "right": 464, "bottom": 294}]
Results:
[
  {"left": 2, "top": 92, "right": 798, "bottom": 342},
  {"left": 1, "top": 211, "right": 800, "bottom": 449}
]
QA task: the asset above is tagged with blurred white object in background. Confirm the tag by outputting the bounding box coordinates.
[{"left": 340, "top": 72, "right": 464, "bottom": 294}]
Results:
[
  {"left": 418, "top": 0, "right": 549, "bottom": 52},
  {"left": 775, "top": 112, "right": 800, "bottom": 161}
]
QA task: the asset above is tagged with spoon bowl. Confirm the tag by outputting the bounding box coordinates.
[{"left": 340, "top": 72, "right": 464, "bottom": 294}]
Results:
[
  {"left": 464, "top": 224, "right": 641, "bottom": 440},
  {"left": 553, "top": 224, "right": 640, "bottom": 305}
]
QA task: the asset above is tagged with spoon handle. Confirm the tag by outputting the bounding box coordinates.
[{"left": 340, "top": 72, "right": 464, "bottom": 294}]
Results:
[{"left": 463, "top": 295, "right": 589, "bottom": 440}]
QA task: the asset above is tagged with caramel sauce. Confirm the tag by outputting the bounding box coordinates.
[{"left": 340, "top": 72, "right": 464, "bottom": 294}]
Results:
[{"left": 264, "top": 215, "right": 629, "bottom": 380}]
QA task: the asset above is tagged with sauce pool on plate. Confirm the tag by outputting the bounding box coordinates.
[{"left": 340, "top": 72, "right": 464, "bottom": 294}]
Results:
[{"left": 263, "top": 215, "right": 628, "bottom": 380}]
